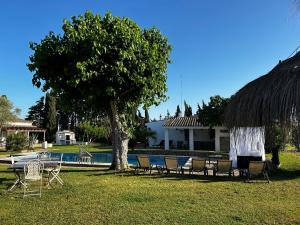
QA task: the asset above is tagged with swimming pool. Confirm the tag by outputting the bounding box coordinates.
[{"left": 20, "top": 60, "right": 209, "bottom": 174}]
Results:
[{"left": 50, "top": 152, "right": 190, "bottom": 167}]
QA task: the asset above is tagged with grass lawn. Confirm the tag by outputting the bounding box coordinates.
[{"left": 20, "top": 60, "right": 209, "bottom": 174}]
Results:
[
  {"left": 0, "top": 152, "right": 299, "bottom": 225},
  {"left": 50, "top": 144, "right": 112, "bottom": 153}
]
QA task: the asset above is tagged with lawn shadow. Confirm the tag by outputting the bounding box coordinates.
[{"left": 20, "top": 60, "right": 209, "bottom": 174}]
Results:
[
  {"left": 117, "top": 170, "right": 245, "bottom": 183},
  {"left": 268, "top": 168, "right": 300, "bottom": 181},
  {"left": 68, "top": 168, "right": 124, "bottom": 177},
  {"left": 118, "top": 168, "right": 300, "bottom": 183},
  {"left": 61, "top": 168, "right": 110, "bottom": 173},
  {"left": 0, "top": 177, "right": 14, "bottom": 185}
]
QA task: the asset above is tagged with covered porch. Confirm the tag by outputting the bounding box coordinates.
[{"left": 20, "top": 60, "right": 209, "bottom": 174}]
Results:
[
  {"left": 2, "top": 126, "right": 46, "bottom": 142},
  {"left": 163, "top": 117, "right": 229, "bottom": 152}
]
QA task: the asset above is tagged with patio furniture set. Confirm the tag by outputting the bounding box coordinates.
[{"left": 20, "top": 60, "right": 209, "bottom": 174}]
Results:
[
  {"left": 134, "top": 155, "right": 270, "bottom": 182},
  {"left": 8, "top": 152, "right": 64, "bottom": 197}
]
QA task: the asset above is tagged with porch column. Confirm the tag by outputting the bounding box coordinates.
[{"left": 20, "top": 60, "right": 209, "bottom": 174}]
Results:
[
  {"left": 43, "top": 131, "right": 46, "bottom": 142},
  {"left": 215, "top": 128, "right": 220, "bottom": 152},
  {"left": 189, "top": 128, "right": 194, "bottom": 151},
  {"left": 164, "top": 128, "right": 169, "bottom": 150}
]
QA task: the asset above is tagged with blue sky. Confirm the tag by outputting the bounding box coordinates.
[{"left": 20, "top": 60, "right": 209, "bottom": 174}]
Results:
[{"left": 1, "top": 0, "right": 300, "bottom": 119}]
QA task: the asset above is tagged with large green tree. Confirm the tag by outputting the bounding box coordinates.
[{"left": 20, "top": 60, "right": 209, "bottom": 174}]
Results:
[
  {"left": 0, "top": 95, "right": 19, "bottom": 128},
  {"left": 28, "top": 11, "right": 171, "bottom": 170},
  {"left": 25, "top": 96, "right": 45, "bottom": 127},
  {"left": 197, "top": 95, "right": 230, "bottom": 127}
]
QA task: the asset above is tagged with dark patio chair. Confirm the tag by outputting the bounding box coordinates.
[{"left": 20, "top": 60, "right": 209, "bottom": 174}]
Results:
[
  {"left": 213, "top": 160, "right": 234, "bottom": 177},
  {"left": 164, "top": 157, "right": 181, "bottom": 174},
  {"left": 134, "top": 155, "right": 155, "bottom": 174},
  {"left": 246, "top": 161, "right": 270, "bottom": 183},
  {"left": 189, "top": 159, "right": 208, "bottom": 175}
]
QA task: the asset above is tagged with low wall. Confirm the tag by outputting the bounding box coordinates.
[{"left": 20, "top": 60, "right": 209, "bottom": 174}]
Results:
[{"left": 130, "top": 149, "right": 228, "bottom": 158}]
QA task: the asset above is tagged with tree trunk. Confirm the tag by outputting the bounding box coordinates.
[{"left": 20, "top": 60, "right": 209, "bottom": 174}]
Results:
[
  {"left": 271, "top": 145, "right": 280, "bottom": 168},
  {"left": 109, "top": 101, "right": 129, "bottom": 171}
]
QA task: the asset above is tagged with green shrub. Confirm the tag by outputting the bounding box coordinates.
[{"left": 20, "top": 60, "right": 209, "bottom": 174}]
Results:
[{"left": 6, "top": 133, "right": 27, "bottom": 151}]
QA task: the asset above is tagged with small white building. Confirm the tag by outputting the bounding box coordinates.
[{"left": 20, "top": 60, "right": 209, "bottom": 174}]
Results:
[
  {"left": 56, "top": 130, "right": 76, "bottom": 145},
  {"left": 146, "top": 116, "right": 230, "bottom": 152}
]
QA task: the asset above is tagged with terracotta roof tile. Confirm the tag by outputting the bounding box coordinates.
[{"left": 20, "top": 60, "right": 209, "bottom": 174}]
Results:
[{"left": 163, "top": 116, "right": 202, "bottom": 127}]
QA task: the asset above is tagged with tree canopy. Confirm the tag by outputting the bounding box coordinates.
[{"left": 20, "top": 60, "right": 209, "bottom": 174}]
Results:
[
  {"left": 184, "top": 100, "right": 193, "bottom": 117},
  {"left": 25, "top": 96, "right": 45, "bottom": 127},
  {"left": 0, "top": 95, "right": 20, "bottom": 128},
  {"left": 197, "top": 95, "right": 230, "bottom": 127},
  {"left": 28, "top": 12, "right": 171, "bottom": 111},
  {"left": 76, "top": 121, "right": 109, "bottom": 143},
  {"left": 28, "top": 11, "right": 171, "bottom": 170},
  {"left": 175, "top": 105, "right": 182, "bottom": 117}
]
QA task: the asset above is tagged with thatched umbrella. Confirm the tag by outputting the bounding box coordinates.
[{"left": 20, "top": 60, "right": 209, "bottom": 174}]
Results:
[
  {"left": 225, "top": 51, "right": 300, "bottom": 128},
  {"left": 225, "top": 51, "right": 300, "bottom": 166}
]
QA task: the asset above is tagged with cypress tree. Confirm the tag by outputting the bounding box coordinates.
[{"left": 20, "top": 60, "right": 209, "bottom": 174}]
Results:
[
  {"left": 175, "top": 105, "right": 182, "bottom": 117},
  {"left": 45, "top": 92, "right": 57, "bottom": 142},
  {"left": 166, "top": 110, "right": 170, "bottom": 119},
  {"left": 184, "top": 100, "right": 193, "bottom": 117},
  {"left": 25, "top": 96, "right": 45, "bottom": 127}
]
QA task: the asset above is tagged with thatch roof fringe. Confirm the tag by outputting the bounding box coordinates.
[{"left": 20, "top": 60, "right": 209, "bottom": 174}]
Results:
[{"left": 225, "top": 51, "right": 300, "bottom": 128}]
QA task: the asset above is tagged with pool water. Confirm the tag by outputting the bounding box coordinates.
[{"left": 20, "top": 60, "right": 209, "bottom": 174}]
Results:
[{"left": 50, "top": 152, "right": 190, "bottom": 167}]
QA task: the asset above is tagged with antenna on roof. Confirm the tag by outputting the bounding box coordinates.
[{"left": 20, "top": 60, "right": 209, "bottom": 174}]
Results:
[{"left": 180, "top": 74, "right": 183, "bottom": 113}]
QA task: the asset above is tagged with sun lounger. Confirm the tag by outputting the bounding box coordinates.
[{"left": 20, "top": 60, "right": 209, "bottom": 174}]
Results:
[
  {"left": 164, "top": 157, "right": 182, "bottom": 174},
  {"left": 213, "top": 159, "right": 234, "bottom": 177},
  {"left": 246, "top": 161, "right": 270, "bottom": 183},
  {"left": 134, "top": 155, "right": 156, "bottom": 174},
  {"left": 189, "top": 159, "right": 208, "bottom": 175}
]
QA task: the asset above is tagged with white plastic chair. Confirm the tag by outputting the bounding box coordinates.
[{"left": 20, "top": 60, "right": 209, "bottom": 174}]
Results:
[
  {"left": 46, "top": 153, "right": 64, "bottom": 187},
  {"left": 38, "top": 151, "right": 50, "bottom": 160},
  {"left": 23, "top": 160, "right": 44, "bottom": 197}
]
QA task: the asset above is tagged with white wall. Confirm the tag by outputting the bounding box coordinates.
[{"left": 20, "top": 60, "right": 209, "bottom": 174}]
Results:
[
  {"left": 146, "top": 120, "right": 188, "bottom": 147},
  {"left": 146, "top": 120, "right": 165, "bottom": 146}
]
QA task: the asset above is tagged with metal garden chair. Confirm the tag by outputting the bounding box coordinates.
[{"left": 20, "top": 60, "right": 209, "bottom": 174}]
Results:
[{"left": 23, "top": 160, "right": 44, "bottom": 197}]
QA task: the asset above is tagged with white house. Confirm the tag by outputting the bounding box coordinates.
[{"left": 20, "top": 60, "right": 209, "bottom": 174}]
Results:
[
  {"left": 56, "top": 130, "right": 76, "bottom": 145},
  {"left": 146, "top": 116, "right": 230, "bottom": 152}
]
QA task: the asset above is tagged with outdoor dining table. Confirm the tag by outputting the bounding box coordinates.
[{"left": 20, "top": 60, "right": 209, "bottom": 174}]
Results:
[{"left": 8, "top": 160, "right": 59, "bottom": 191}]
